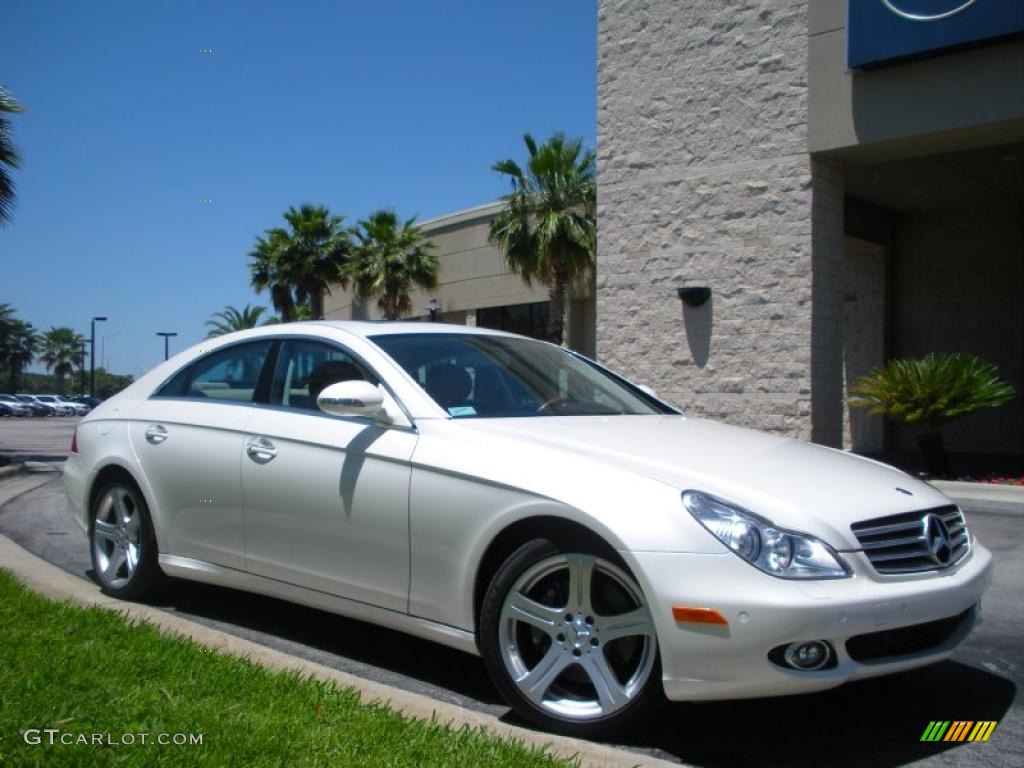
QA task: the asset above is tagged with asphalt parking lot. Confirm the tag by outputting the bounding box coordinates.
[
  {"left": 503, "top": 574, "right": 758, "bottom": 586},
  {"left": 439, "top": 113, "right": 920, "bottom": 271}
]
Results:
[
  {"left": 0, "top": 417, "right": 1021, "bottom": 767},
  {"left": 0, "top": 413, "right": 80, "bottom": 464}
]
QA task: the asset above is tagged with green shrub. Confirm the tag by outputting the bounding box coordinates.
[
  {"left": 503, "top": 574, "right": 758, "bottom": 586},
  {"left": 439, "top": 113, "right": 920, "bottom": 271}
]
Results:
[{"left": 849, "top": 353, "right": 1015, "bottom": 477}]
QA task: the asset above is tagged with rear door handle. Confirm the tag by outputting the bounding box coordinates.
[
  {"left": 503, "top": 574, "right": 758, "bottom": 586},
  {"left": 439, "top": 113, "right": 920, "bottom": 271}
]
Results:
[
  {"left": 246, "top": 437, "right": 277, "bottom": 463},
  {"left": 144, "top": 424, "right": 168, "bottom": 444}
]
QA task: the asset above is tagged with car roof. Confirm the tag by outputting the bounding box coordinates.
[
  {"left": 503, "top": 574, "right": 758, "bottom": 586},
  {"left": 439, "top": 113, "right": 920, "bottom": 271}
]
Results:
[{"left": 307, "top": 320, "right": 517, "bottom": 339}]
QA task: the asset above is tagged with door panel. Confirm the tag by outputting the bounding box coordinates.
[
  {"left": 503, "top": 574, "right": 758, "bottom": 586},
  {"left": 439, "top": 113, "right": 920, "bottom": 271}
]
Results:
[
  {"left": 242, "top": 408, "right": 416, "bottom": 611},
  {"left": 129, "top": 399, "right": 252, "bottom": 570},
  {"left": 241, "top": 338, "right": 416, "bottom": 612}
]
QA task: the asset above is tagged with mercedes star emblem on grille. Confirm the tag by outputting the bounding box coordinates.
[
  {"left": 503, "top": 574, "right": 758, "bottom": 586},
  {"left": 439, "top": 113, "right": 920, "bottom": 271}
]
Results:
[{"left": 923, "top": 513, "right": 953, "bottom": 565}]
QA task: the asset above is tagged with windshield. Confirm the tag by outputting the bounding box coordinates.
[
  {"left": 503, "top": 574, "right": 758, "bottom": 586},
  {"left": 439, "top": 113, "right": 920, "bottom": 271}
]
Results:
[{"left": 370, "top": 333, "right": 674, "bottom": 418}]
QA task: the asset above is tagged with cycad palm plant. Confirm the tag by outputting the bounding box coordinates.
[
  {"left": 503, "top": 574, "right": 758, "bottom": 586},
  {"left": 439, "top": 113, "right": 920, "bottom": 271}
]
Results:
[
  {"left": 249, "top": 204, "right": 352, "bottom": 321},
  {"left": 488, "top": 132, "right": 596, "bottom": 345},
  {"left": 349, "top": 210, "right": 438, "bottom": 320},
  {"left": 850, "top": 353, "right": 1015, "bottom": 477},
  {"left": 40, "top": 327, "right": 86, "bottom": 395},
  {"left": 205, "top": 304, "right": 269, "bottom": 337}
]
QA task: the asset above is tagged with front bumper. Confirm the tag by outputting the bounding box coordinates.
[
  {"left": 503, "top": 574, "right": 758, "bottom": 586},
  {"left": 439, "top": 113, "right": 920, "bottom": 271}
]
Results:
[{"left": 624, "top": 542, "right": 993, "bottom": 701}]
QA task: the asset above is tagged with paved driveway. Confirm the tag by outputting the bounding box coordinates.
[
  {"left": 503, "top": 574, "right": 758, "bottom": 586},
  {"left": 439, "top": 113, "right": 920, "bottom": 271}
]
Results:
[{"left": 0, "top": 418, "right": 1020, "bottom": 766}]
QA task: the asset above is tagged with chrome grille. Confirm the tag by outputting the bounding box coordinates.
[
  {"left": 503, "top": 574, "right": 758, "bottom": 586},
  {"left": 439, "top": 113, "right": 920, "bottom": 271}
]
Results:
[{"left": 850, "top": 505, "right": 970, "bottom": 574}]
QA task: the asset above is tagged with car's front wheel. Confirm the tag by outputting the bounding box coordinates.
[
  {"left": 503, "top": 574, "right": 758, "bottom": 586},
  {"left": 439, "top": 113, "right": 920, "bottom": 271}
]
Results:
[
  {"left": 90, "top": 480, "right": 165, "bottom": 599},
  {"left": 480, "top": 539, "right": 664, "bottom": 738}
]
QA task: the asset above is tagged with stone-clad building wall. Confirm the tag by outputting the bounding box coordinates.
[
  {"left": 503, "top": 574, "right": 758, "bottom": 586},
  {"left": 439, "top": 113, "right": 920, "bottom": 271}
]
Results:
[{"left": 596, "top": 0, "right": 844, "bottom": 442}]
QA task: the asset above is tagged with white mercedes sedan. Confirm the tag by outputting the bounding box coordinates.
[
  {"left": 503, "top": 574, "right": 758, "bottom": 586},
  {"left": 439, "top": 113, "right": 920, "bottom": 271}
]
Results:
[{"left": 63, "top": 322, "right": 992, "bottom": 737}]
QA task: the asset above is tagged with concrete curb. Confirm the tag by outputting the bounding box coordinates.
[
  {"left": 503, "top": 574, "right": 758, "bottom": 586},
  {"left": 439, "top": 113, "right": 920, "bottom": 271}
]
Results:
[
  {"left": 0, "top": 462, "right": 25, "bottom": 481},
  {"left": 0, "top": 485, "right": 679, "bottom": 768},
  {"left": 932, "top": 480, "right": 1024, "bottom": 505}
]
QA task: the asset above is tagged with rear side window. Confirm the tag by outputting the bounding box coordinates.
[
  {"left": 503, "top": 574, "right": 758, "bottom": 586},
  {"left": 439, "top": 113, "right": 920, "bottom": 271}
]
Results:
[
  {"left": 154, "top": 366, "right": 192, "bottom": 398},
  {"left": 154, "top": 341, "right": 272, "bottom": 403}
]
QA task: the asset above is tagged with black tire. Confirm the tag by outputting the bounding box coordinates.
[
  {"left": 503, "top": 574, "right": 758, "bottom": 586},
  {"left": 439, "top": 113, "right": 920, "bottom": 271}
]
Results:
[
  {"left": 89, "top": 479, "right": 166, "bottom": 599},
  {"left": 479, "top": 538, "right": 664, "bottom": 738}
]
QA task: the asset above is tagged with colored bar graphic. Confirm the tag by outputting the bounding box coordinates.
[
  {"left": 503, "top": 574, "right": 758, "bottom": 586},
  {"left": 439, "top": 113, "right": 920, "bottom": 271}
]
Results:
[
  {"left": 944, "top": 721, "right": 973, "bottom": 741},
  {"left": 921, "top": 720, "right": 998, "bottom": 742},
  {"left": 967, "top": 722, "right": 998, "bottom": 742}
]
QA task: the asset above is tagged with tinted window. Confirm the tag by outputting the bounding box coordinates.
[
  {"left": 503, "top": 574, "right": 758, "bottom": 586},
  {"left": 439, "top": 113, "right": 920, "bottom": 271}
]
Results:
[
  {"left": 370, "top": 333, "right": 673, "bottom": 418},
  {"left": 154, "top": 365, "right": 192, "bottom": 398},
  {"left": 157, "top": 341, "right": 272, "bottom": 403},
  {"left": 270, "top": 339, "right": 377, "bottom": 411}
]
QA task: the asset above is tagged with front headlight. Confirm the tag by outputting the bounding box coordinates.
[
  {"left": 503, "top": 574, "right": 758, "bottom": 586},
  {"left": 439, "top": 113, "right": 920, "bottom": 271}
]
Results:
[{"left": 683, "top": 490, "right": 850, "bottom": 579}]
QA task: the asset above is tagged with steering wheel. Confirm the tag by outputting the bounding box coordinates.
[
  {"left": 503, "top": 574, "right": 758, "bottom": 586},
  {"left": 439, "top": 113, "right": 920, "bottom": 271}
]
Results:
[{"left": 536, "top": 396, "right": 568, "bottom": 413}]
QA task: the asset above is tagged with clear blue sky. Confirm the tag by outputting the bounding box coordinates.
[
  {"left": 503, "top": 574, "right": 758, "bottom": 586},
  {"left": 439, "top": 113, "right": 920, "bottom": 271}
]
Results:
[{"left": 1, "top": 0, "right": 596, "bottom": 377}]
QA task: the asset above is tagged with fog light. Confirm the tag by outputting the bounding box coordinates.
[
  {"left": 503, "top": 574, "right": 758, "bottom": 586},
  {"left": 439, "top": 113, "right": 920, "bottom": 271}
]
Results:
[{"left": 783, "top": 641, "right": 831, "bottom": 670}]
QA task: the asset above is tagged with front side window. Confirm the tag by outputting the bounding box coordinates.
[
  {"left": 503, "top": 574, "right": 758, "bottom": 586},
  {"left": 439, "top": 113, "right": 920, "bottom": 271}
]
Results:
[
  {"left": 370, "top": 333, "right": 673, "bottom": 418},
  {"left": 155, "top": 341, "right": 271, "bottom": 403},
  {"left": 269, "top": 339, "right": 377, "bottom": 412}
]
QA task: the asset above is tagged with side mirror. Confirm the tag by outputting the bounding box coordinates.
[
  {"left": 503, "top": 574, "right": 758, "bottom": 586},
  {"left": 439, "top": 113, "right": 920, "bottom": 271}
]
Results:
[
  {"left": 637, "top": 384, "right": 658, "bottom": 399},
  {"left": 317, "top": 380, "right": 386, "bottom": 420}
]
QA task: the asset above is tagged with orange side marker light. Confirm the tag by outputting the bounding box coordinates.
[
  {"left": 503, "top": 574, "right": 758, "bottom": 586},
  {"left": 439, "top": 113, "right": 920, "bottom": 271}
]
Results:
[{"left": 672, "top": 606, "right": 729, "bottom": 626}]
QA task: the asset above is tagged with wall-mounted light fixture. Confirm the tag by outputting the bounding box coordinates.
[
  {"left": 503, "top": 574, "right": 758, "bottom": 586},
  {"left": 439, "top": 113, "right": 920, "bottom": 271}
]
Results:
[
  {"left": 677, "top": 286, "right": 711, "bottom": 307},
  {"left": 424, "top": 298, "right": 441, "bottom": 322}
]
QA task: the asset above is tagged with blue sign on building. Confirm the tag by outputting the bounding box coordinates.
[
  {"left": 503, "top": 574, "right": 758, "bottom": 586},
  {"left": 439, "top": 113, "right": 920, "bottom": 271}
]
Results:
[{"left": 847, "top": 0, "right": 1024, "bottom": 69}]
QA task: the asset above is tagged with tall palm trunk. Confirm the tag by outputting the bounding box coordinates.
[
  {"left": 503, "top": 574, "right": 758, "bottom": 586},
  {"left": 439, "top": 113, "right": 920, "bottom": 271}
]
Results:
[
  {"left": 309, "top": 288, "right": 324, "bottom": 321},
  {"left": 548, "top": 266, "right": 568, "bottom": 346}
]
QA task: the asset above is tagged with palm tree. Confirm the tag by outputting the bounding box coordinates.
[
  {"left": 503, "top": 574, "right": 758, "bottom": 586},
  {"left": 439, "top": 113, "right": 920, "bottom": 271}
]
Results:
[
  {"left": 850, "top": 353, "right": 1016, "bottom": 477},
  {"left": 40, "top": 327, "right": 86, "bottom": 395},
  {"left": 0, "top": 87, "right": 25, "bottom": 225},
  {"left": 488, "top": 132, "right": 596, "bottom": 345},
  {"left": 5, "top": 320, "right": 39, "bottom": 391},
  {"left": 348, "top": 210, "right": 438, "bottom": 320},
  {"left": 0, "top": 303, "right": 14, "bottom": 354},
  {"left": 249, "top": 204, "right": 351, "bottom": 321},
  {"left": 205, "top": 304, "right": 270, "bottom": 337}
]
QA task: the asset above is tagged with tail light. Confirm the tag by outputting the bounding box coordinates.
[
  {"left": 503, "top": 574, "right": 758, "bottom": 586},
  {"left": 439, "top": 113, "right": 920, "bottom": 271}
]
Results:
[{"left": 70, "top": 427, "right": 78, "bottom": 454}]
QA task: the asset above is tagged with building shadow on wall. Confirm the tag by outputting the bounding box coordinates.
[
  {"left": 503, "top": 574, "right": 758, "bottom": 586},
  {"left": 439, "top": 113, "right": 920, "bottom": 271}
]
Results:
[{"left": 682, "top": 295, "right": 713, "bottom": 367}]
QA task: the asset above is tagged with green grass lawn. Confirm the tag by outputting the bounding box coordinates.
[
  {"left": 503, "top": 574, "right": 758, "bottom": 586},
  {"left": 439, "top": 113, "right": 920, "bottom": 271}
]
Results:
[{"left": 0, "top": 570, "right": 575, "bottom": 767}]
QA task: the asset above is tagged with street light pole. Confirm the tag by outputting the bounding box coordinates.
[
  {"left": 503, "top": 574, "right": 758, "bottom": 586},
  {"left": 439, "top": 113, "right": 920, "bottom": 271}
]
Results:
[
  {"left": 90, "top": 316, "right": 107, "bottom": 397},
  {"left": 102, "top": 330, "right": 122, "bottom": 370},
  {"left": 156, "top": 332, "right": 178, "bottom": 361},
  {"left": 79, "top": 341, "right": 87, "bottom": 396}
]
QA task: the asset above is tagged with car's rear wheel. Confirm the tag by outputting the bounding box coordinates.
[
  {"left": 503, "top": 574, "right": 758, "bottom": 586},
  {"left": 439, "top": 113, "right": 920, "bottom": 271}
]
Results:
[
  {"left": 480, "top": 539, "right": 664, "bottom": 738},
  {"left": 89, "top": 480, "right": 165, "bottom": 598}
]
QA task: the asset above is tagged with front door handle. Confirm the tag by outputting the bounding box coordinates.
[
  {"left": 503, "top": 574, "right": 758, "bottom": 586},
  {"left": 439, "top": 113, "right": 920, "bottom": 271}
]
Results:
[
  {"left": 245, "top": 437, "right": 277, "bottom": 463},
  {"left": 144, "top": 424, "right": 168, "bottom": 444}
]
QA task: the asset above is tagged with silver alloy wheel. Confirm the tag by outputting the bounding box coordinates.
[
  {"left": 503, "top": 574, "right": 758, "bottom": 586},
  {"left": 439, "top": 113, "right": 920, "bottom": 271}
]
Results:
[
  {"left": 498, "top": 553, "right": 657, "bottom": 721},
  {"left": 92, "top": 486, "right": 143, "bottom": 589}
]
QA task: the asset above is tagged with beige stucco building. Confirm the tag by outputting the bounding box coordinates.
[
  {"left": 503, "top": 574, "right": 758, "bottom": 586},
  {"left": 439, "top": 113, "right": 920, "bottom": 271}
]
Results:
[{"left": 594, "top": 0, "right": 1022, "bottom": 469}]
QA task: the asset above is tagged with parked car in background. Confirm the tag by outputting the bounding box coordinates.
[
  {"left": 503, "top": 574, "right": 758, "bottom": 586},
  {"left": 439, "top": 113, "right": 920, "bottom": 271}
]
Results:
[
  {"left": 63, "top": 322, "right": 993, "bottom": 737},
  {"left": 15, "top": 394, "right": 57, "bottom": 416},
  {"left": 32, "top": 395, "right": 75, "bottom": 416},
  {"left": 71, "top": 395, "right": 104, "bottom": 409},
  {"left": 0, "top": 394, "right": 33, "bottom": 417},
  {"left": 57, "top": 396, "right": 91, "bottom": 416}
]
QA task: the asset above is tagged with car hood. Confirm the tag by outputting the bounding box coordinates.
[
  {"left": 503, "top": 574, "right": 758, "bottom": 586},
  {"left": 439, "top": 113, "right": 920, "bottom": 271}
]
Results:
[{"left": 451, "top": 415, "right": 952, "bottom": 549}]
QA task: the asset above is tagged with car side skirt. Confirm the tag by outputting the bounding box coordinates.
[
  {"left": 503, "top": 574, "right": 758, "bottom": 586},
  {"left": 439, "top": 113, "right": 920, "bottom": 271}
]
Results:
[{"left": 157, "top": 555, "right": 479, "bottom": 656}]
